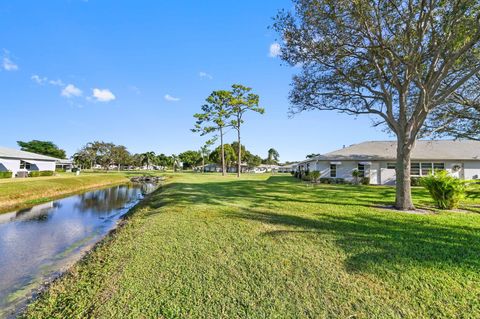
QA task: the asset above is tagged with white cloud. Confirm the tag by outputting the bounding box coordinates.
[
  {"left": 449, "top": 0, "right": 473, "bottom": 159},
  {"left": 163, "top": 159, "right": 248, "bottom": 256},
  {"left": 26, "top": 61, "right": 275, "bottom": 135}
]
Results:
[
  {"left": 31, "top": 74, "right": 48, "bottom": 85},
  {"left": 61, "top": 84, "right": 83, "bottom": 98},
  {"left": 164, "top": 94, "right": 180, "bottom": 102},
  {"left": 2, "top": 57, "right": 18, "bottom": 71},
  {"left": 49, "top": 79, "right": 64, "bottom": 86},
  {"left": 92, "top": 88, "right": 115, "bottom": 102},
  {"left": 31, "top": 74, "right": 65, "bottom": 87},
  {"left": 199, "top": 71, "right": 213, "bottom": 80},
  {"left": 269, "top": 42, "right": 281, "bottom": 58}
]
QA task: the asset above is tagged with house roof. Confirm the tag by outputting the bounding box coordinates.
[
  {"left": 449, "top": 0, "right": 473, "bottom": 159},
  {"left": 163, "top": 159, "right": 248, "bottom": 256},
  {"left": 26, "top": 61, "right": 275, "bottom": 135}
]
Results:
[
  {"left": 304, "top": 140, "right": 480, "bottom": 162},
  {"left": 0, "top": 146, "right": 60, "bottom": 161}
]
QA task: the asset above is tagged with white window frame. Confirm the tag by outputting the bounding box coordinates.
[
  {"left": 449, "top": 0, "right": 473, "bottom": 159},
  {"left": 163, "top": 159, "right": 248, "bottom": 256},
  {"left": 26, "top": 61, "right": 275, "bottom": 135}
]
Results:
[
  {"left": 357, "top": 163, "right": 365, "bottom": 177},
  {"left": 330, "top": 164, "right": 337, "bottom": 178},
  {"left": 410, "top": 162, "right": 445, "bottom": 177}
]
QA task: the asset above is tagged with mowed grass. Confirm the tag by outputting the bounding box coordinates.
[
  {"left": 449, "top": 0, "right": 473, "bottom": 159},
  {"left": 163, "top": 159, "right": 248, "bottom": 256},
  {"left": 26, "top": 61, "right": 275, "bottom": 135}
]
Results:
[
  {"left": 21, "top": 174, "right": 480, "bottom": 318},
  {"left": 0, "top": 173, "right": 129, "bottom": 213}
]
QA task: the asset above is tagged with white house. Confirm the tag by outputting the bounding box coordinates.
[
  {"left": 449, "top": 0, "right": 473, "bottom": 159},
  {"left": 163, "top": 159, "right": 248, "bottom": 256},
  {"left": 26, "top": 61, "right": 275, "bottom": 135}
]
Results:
[
  {"left": 0, "top": 146, "right": 58, "bottom": 177},
  {"left": 295, "top": 140, "right": 480, "bottom": 185}
]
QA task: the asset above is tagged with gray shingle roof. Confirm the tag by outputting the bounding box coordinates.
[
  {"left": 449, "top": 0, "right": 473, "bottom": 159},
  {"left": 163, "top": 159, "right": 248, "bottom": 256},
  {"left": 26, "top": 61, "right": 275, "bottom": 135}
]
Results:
[
  {"left": 311, "top": 140, "right": 480, "bottom": 161},
  {"left": 0, "top": 146, "right": 60, "bottom": 161}
]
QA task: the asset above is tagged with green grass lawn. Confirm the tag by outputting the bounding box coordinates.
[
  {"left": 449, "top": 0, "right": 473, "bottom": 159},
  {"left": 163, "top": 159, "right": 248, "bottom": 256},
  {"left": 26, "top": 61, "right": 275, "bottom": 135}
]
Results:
[{"left": 21, "top": 174, "right": 480, "bottom": 318}]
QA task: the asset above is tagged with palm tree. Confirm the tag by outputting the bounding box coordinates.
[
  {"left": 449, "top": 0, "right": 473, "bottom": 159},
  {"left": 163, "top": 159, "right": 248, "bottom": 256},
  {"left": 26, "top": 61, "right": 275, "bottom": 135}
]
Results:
[{"left": 140, "top": 151, "right": 156, "bottom": 170}]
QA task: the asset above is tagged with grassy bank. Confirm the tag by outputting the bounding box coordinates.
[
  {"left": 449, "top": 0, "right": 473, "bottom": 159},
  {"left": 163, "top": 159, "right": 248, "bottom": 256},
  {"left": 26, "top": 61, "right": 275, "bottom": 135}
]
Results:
[
  {"left": 21, "top": 174, "right": 480, "bottom": 318},
  {"left": 0, "top": 173, "right": 130, "bottom": 213}
]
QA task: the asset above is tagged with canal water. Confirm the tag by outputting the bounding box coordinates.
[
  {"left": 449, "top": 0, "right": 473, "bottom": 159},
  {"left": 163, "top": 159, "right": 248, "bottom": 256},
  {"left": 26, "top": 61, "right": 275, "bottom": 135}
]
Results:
[{"left": 0, "top": 183, "right": 156, "bottom": 317}]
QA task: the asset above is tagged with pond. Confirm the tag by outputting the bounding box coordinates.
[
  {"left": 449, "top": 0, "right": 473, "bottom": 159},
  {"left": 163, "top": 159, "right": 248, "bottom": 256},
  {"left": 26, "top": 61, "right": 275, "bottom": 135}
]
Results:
[{"left": 0, "top": 183, "right": 156, "bottom": 318}]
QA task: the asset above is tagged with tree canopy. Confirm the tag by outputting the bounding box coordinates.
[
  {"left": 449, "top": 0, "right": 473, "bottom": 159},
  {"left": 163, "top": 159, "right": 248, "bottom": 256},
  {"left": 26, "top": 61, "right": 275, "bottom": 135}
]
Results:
[
  {"left": 273, "top": 0, "right": 480, "bottom": 209},
  {"left": 179, "top": 150, "right": 202, "bottom": 169},
  {"left": 17, "top": 140, "right": 66, "bottom": 159}
]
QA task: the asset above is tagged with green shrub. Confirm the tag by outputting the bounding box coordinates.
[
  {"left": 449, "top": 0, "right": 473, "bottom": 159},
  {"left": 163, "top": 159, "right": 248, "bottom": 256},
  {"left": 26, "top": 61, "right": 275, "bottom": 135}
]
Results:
[
  {"left": 352, "top": 169, "right": 361, "bottom": 184},
  {"left": 334, "top": 178, "right": 347, "bottom": 184},
  {"left": 319, "top": 177, "right": 331, "bottom": 184},
  {"left": 0, "top": 171, "right": 12, "bottom": 179},
  {"left": 410, "top": 177, "right": 422, "bottom": 186},
  {"left": 55, "top": 168, "right": 66, "bottom": 172},
  {"left": 420, "top": 171, "right": 466, "bottom": 209},
  {"left": 29, "top": 171, "right": 55, "bottom": 177},
  {"left": 302, "top": 174, "right": 312, "bottom": 182},
  {"left": 360, "top": 177, "right": 370, "bottom": 185},
  {"left": 310, "top": 171, "right": 320, "bottom": 183}
]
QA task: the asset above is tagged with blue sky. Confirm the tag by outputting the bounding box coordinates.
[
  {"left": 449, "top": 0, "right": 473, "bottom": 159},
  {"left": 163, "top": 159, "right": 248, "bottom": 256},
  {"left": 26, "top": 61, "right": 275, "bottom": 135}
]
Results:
[{"left": 0, "top": 1, "right": 391, "bottom": 161}]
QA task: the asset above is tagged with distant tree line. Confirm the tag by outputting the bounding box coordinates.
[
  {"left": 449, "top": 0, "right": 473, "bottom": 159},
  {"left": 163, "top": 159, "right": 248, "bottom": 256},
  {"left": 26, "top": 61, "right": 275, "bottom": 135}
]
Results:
[{"left": 70, "top": 140, "right": 281, "bottom": 171}]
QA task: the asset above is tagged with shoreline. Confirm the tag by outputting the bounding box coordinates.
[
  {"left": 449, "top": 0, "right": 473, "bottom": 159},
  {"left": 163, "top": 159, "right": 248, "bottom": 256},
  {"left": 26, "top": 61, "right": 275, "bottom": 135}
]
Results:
[
  {"left": 4, "top": 183, "right": 160, "bottom": 319},
  {"left": 0, "top": 174, "right": 130, "bottom": 214}
]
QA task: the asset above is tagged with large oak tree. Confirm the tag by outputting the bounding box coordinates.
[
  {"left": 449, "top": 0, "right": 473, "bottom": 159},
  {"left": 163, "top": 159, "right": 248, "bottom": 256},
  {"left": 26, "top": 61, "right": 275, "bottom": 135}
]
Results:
[{"left": 273, "top": 0, "right": 480, "bottom": 210}]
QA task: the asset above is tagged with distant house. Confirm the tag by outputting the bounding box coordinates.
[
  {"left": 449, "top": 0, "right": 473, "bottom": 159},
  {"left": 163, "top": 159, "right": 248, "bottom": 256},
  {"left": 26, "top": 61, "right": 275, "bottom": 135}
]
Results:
[
  {"left": 0, "top": 146, "right": 58, "bottom": 177},
  {"left": 55, "top": 159, "right": 74, "bottom": 172},
  {"left": 295, "top": 140, "right": 480, "bottom": 185},
  {"left": 196, "top": 163, "right": 250, "bottom": 173}
]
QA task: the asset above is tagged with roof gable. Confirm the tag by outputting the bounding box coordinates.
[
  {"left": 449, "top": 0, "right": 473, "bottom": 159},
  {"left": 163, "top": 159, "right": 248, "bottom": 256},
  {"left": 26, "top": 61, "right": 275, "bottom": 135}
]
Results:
[
  {"left": 0, "top": 146, "right": 60, "bottom": 161},
  {"left": 310, "top": 140, "right": 480, "bottom": 162}
]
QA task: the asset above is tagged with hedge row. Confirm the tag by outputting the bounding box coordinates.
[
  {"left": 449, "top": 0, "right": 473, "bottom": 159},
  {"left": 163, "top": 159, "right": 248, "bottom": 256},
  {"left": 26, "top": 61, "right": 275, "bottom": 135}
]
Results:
[
  {"left": 0, "top": 171, "right": 12, "bottom": 179},
  {"left": 29, "top": 171, "right": 55, "bottom": 177}
]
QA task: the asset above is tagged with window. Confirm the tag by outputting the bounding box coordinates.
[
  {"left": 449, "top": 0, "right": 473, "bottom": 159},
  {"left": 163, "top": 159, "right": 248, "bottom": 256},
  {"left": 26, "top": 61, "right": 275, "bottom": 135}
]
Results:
[
  {"left": 387, "top": 163, "right": 396, "bottom": 169},
  {"left": 357, "top": 164, "right": 365, "bottom": 177},
  {"left": 411, "top": 162, "right": 445, "bottom": 176},
  {"left": 330, "top": 164, "right": 337, "bottom": 178},
  {"left": 411, "top": 163, "right": 420, "bottom": 176},
  {"left": 19, "top": 161, "right": 31, "bottom": 170},
  {"left": 421, "top": 162, "right": 433, "bottom": 176}
]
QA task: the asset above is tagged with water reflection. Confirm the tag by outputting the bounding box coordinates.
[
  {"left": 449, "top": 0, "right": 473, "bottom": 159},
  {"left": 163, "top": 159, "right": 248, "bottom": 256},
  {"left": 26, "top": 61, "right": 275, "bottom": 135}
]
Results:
[{"left": 0, "top": 183, "right": 155, "bottom": 317}]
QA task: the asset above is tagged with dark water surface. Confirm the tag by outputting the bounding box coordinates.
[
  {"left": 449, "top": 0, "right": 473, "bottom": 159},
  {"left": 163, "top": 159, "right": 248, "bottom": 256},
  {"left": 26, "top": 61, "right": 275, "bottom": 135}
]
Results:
[{"left": 0, "top": 183, "right": 156, "bottom": 317}]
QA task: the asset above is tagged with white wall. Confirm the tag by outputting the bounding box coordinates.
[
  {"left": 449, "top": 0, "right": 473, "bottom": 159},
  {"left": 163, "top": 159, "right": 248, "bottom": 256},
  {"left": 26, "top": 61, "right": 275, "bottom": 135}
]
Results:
[
  {"left": 0, "top": 158, "right": 55, "bottom": 178},
  {"left": 0, "top": 158, "right": 20, "bottom": 177},
  {"left": 462, "top": 161, "right": 480, "bottom": 180},
  {"left": 379, "top": 162, "right": 396, "bottom": 185},
  {"left": 302, "top": 159, "right": 480, "bottom": 184},
  {"left": 29, "top": 160, "right": 56, "bottom": 172},
  {"left": 313, "top": 161, "right": 366, "bottom": 182}
]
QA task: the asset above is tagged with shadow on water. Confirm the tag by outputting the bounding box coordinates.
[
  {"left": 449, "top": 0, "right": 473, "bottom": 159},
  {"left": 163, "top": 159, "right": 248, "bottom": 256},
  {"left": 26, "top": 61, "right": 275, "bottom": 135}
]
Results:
[
  {"left": 0, "top": 182, "right": 156, "bottom": 318},
  {"left": 144, "top": 175, "right": 480, "bottom": 274}
]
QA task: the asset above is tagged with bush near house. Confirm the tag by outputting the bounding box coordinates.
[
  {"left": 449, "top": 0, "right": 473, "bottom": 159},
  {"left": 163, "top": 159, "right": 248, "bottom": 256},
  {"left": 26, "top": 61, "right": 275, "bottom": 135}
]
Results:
[
  {"left": 318, "top": 177, "right": 348, "bottom": 184},
  {"left": 0, "top": 171, "right": 12, "bottom": 179},
  {"left": 29, "top": 171, "right": 55, "bottom": 177},
  {"left": 310, "top": 171, "right": 320, "bottom": 183},
  {"left": 411, "top": 177, "right": 422, "bottom": 186},
  {"left": 421, "top": 171, "right": 466, "bottom": 209},
  {"left": 302, "top": 174, "right": 312, "bottom": 182},
  {"left": 361, "top": 177, "right": 370, "bottom": 185}
]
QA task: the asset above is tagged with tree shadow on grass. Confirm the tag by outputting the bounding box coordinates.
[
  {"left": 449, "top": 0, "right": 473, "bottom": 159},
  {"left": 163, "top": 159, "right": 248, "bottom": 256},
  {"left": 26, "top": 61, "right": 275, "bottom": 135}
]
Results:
[
  {"left": 139, "top": 175, "right": 480, "bottom": 273},
  {"left": 229, "top": 209, "right": 480, "bottom": 273}
]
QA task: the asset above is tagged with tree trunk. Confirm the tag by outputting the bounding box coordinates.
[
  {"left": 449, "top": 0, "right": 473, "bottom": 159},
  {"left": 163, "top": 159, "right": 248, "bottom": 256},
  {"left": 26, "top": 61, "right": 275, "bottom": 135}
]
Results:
[
  {"left": 220, "top": 128, "right": 225, "bottom": 176},
  {"left": 202, "top": 157, "right": 205, "bottom": 173},
  {"left": 237, "top": 128, "right": 241, "bottom": 178},
  {"left": 395, "top": 137, "right": 415, "bottom": 210}
]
